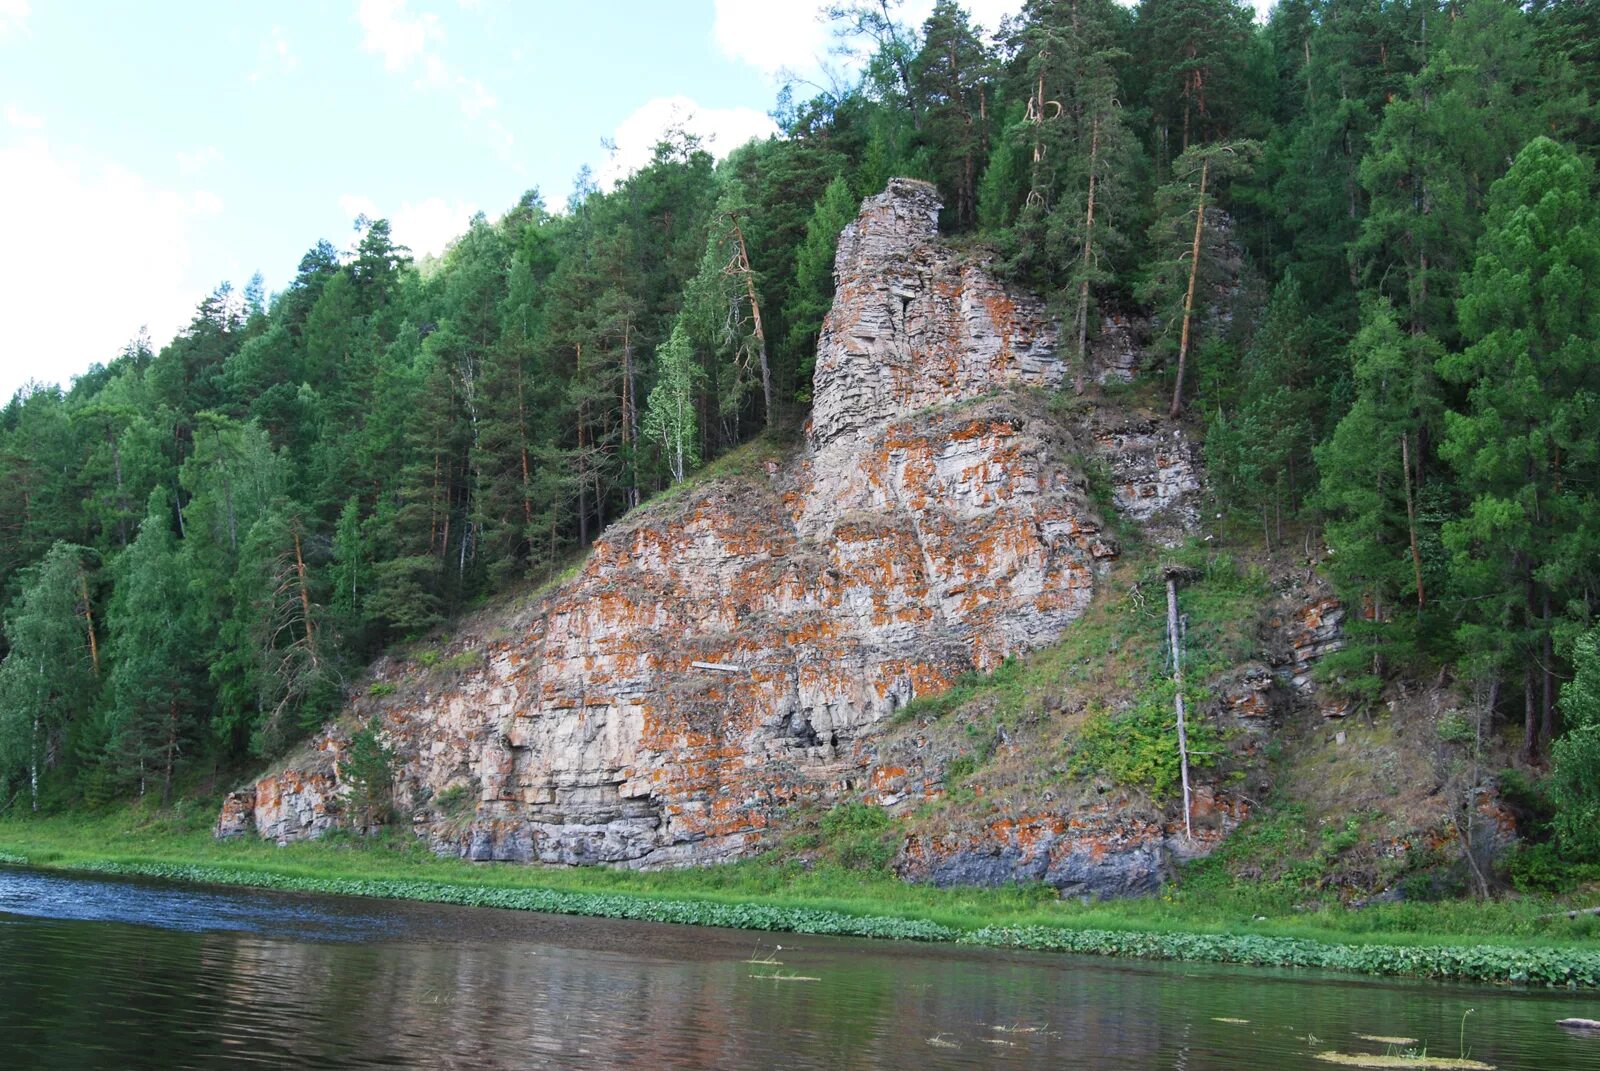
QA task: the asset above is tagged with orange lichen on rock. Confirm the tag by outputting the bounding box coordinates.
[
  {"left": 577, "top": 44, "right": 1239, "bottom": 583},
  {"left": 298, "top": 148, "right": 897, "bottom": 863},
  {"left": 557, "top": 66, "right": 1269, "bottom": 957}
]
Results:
[{"left": 217, "top": 178, "right": 1210, "bottom": 877}]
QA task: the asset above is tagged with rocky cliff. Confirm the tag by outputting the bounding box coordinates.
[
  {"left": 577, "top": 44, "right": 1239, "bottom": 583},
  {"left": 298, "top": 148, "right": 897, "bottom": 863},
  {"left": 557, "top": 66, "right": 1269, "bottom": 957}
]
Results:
[{"left": 219, "top": 179, "right": 1220, "bottom": 887}]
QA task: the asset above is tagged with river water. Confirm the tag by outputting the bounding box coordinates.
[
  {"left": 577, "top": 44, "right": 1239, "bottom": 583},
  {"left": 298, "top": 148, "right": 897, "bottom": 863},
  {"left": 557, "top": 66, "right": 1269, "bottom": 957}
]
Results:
[{"left": 1, "top": 865, "right": 1597, "bottom": 1070}]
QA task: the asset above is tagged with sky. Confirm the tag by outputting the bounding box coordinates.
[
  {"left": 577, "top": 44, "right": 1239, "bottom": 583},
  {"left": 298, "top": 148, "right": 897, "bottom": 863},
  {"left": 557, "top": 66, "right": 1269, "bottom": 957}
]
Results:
[{"left": 0, "top": 0, "right": 1275, "bottom": 399}]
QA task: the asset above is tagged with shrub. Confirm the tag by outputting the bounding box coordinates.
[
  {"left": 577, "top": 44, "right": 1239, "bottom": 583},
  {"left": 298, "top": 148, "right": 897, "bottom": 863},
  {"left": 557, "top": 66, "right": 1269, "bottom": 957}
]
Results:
[{"left": 1067, "top": 684, "right": 1227, "bottom": 800}]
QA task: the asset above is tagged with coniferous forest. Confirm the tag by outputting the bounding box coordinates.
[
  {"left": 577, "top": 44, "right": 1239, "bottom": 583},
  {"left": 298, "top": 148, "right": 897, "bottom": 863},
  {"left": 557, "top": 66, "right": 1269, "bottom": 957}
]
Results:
[{"left": 3, "top": 0, "right": 1600, "bottom": 875}]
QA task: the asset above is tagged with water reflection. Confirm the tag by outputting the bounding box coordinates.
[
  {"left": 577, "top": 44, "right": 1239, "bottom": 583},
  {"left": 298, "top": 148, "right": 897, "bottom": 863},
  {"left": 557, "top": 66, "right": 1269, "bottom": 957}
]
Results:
[{"left": 1, "top": 866, "right": 1597, "bottom": 1070}]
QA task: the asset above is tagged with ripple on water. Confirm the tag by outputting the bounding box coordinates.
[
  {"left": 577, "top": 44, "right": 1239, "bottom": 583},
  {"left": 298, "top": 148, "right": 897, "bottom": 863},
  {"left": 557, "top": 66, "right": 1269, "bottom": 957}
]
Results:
[{"left": 2, "top": 865, "right": 1598, "bottom": 1071}]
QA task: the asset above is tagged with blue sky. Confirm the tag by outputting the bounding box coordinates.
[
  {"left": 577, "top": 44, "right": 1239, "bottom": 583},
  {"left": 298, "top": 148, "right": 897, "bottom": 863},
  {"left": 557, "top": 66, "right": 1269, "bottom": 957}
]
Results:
[{"left": 0, "top": 0, "right": 1272, "bottom": 398}]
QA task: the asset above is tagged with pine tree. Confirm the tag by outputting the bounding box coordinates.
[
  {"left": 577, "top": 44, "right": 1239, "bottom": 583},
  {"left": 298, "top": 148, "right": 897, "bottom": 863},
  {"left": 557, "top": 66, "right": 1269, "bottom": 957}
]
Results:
[
  {"left": 910, "top": 0, "right": 994, "bottom": 230},
  {"left": 1141, "top": 139, "right": 1260, "bottom": 416}
]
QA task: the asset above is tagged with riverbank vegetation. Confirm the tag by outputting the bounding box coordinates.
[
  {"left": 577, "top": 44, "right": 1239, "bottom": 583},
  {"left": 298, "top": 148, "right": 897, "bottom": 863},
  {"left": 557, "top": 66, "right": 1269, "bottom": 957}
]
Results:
[
  {"left": 3, "top": 0, "right": 1600, "bottom": 916},
  {"left": 2, "top": 805, "right": 1598, "bottom": 988}
]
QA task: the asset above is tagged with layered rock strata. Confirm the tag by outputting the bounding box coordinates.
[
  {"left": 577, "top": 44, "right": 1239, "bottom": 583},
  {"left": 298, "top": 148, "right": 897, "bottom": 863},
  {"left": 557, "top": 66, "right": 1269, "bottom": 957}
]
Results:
[{"left": 219, "top": 178, "right": 1209, "bottom": 877}]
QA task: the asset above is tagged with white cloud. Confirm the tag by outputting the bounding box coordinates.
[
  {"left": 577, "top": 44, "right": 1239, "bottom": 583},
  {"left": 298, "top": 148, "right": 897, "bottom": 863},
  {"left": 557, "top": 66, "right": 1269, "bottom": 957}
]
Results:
[
  {"left": 713, "top": 1, "right": 1273, "bottom": 83},
  {"left": 712, "top": 0, "right": 1025, "bottom": 79},
  {"left": 175, "top": 145, "right": 222, "bottom": 175},
  {"left": 338, "top": 193, "right": 381, "bottom": 221},
  {"left": 599, "top": 96, "right": 777, "bottom": 189},
  {"left": 250, "top": 25, "right": 298, "bottom": 80},
  {"left": 712, "top": 0, "right": 829, "bottom": 76},
  {"left": 356, "top": 0, "right": 441, "bottom": 72},
  {"left": 338, "top": 193, "right": 478, "bottom": 259},
  {"left": 4, "top": 103, "right": 41, "bottom": 129},
  {"left": 0, "top": 0, "right": 29, "bottom": 40},
  {"left": 0, "top": 137, "right": 221, "bottom": 397},
  {"left": 354, "top": 0, "right": 510, "bottom": 153}
]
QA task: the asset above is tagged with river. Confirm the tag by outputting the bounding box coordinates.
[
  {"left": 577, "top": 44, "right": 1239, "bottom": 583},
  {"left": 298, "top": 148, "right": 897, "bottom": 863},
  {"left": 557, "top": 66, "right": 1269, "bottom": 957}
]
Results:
[{"left": 1, "top": 865, "right": 1596, "bottom": 1069}]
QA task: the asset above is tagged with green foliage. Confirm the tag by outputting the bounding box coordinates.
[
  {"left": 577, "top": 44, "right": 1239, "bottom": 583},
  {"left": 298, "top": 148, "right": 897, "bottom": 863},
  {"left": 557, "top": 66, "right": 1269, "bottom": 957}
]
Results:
[
  {"left": 1314, "top": 298, "right": 1433, "bottom": 699},
  {"left": 0, "top": 542, "right": 101, "bottom": 808},
  {"left": 969, "top": 923, "right": 1600, "bottom": 988},
  {"left": 1552, "top": 626, "right": 1600, "bottom": 860},
  {"left": 818, "top": 803, "right": 896, "bottom": 871},
  {"left": 1067, "top": 686, "right": 1226, "bottom": 800},
  {"left": 341, "top": 717, "right": 396, "bottom": 832},
  {"left": 3, "top": 0, "right": 1600, "bottom": 879},
  {"left": 785, "top": 175, "right": 856, "bottom": 399},
  {"left": 1440, "top": 137, "right": 1600, "bottom": 757},
  {"left": 641, "top": 324, "right": 704, "bottom": 483}
]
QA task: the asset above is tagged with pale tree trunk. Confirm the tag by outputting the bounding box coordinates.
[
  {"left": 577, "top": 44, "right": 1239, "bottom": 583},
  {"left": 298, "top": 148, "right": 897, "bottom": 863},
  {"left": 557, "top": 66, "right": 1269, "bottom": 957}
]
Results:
[
  {"left": 292, "top": 528, "right": 319, "bottom": 666},
  {"left": 1170, "top": 158, "right": 1209, "bottom": 419},
  {"left": 79, "top": 566, "right": 100, "bottom": 676},
  {"left": 1074, "top": 113, "right": 1100, "bottom": 395},
  {"left": 162, "top": 701, "right": 178, "bottom": 805},
  {"left": 728, "top": 214, "right": 773, "bottom": 427},
  {"left": 1166, "top": 574, "right": 1193, "bottom": 840},
  {"left": 29, "top": 711, "right": 39, "bottom": 813}
]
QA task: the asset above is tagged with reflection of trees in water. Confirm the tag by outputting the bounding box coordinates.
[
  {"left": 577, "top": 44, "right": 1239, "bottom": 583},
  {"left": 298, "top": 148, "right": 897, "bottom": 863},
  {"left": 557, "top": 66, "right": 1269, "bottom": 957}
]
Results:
[
  {"left": 213, "top": 936, "right": 1181, "bottom": 1068},
  {"left": 4, "top": 910, "right": 1572, "bottom": 1070}
]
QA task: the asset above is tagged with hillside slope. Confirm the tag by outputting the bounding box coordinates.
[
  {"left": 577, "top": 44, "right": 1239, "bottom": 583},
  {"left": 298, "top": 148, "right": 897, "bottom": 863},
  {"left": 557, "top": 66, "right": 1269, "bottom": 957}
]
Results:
[{"left": 218, "top": 179, "right": 1376, "bottom": 896}]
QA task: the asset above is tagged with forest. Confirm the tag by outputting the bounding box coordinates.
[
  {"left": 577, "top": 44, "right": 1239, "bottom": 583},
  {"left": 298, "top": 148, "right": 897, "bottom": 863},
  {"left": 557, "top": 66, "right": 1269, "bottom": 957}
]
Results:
[{"left": 1, "top": 0, "right": 1598, "bottom": 870}]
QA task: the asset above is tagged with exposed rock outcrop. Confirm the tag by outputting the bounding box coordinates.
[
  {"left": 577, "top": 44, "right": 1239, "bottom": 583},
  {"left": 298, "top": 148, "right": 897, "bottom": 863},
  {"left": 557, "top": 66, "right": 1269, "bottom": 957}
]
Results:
[{"left": 222, "top": 178, "right": 1208, "bottom": 881}]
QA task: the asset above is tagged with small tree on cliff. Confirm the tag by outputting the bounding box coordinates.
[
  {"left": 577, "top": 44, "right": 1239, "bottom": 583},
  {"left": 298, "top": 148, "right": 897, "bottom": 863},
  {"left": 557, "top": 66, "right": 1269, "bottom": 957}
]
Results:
[{"left": 341, "top": 716, "right": 395, "bottom": 834}]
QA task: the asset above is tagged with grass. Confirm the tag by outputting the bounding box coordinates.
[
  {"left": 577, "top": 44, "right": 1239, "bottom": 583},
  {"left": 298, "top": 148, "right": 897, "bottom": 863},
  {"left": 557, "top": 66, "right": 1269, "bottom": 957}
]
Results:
[{"left": 2, "top": 804, "right": 1599, "bottom": 988}]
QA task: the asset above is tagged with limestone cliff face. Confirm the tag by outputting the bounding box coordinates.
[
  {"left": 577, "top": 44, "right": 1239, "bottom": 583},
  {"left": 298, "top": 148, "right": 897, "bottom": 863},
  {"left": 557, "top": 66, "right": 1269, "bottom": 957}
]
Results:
[{"left": 219, "top": 179, "right": 1205, "bottom": 878}]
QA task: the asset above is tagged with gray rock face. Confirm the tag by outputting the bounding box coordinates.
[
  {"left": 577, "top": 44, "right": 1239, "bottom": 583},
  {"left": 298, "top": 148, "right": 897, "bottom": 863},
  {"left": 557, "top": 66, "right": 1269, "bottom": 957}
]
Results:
[
  {"left": 809, "top": 178, "right": 1063, "bottom": 449},
  {"left": 224, "top": 177, "right": 1141, "bottom": 869}
]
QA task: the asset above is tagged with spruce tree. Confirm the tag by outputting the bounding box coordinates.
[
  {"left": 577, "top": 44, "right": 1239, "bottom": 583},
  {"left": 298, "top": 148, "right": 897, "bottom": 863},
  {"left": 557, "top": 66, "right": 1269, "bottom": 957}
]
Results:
[
  {"left": 102, "top": 491, "right": 200, "bottom": 801},
  {"left": 1439, "top": 136, "right": 1600, "bottom": 762}
]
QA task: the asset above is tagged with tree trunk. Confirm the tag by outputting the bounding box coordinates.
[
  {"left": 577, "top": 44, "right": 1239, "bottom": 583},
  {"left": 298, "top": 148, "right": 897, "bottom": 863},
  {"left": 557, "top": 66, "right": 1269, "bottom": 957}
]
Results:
[
  {"left": 1542, "top": 589, "right": 1556, "bottom": 747},
  {"left": 292, "top": 528, "right": 319, "bottom": 665},
  {"left": 162, "top": 701, "right": 179, "bottom": 805},
  {"left": 1167, "top": 575, "right": 1193, "bottom": 840},
  {"left": 79, "top": 565, "right": 100, "bottom": 676},
  {"left": 29, "top": 713, "right": 39, "bottom": 813},
  {"left": 1074, "top": 113, "right": 1100, "bottom": 395},
  {"left": 729, "top": 214, "right": 774, "bottom": 428},
  {"left": 577, "top": 342, "right": 590, "bottom": 547},
  {"left": 113, "top": 439, "right": 129, "bottom": 547},
  {"left": 1399, "top": 431, "right": 1426, "bottom": 611},
  {"left": 517, "top": 363, "right": 533, "bottom": 532},
  {"left": 1170, "top": 158, "right": 1209, "bottom": 419},
  {"left": 1523, "top": 660, "right": 1538, "bottom": 765}
]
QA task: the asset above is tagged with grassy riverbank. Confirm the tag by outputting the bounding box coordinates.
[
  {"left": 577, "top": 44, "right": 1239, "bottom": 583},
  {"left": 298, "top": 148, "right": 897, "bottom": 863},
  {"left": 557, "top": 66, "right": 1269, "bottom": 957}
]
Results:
[{"left": 2, "top": 806, "right": 1598, "bottom": 988}]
